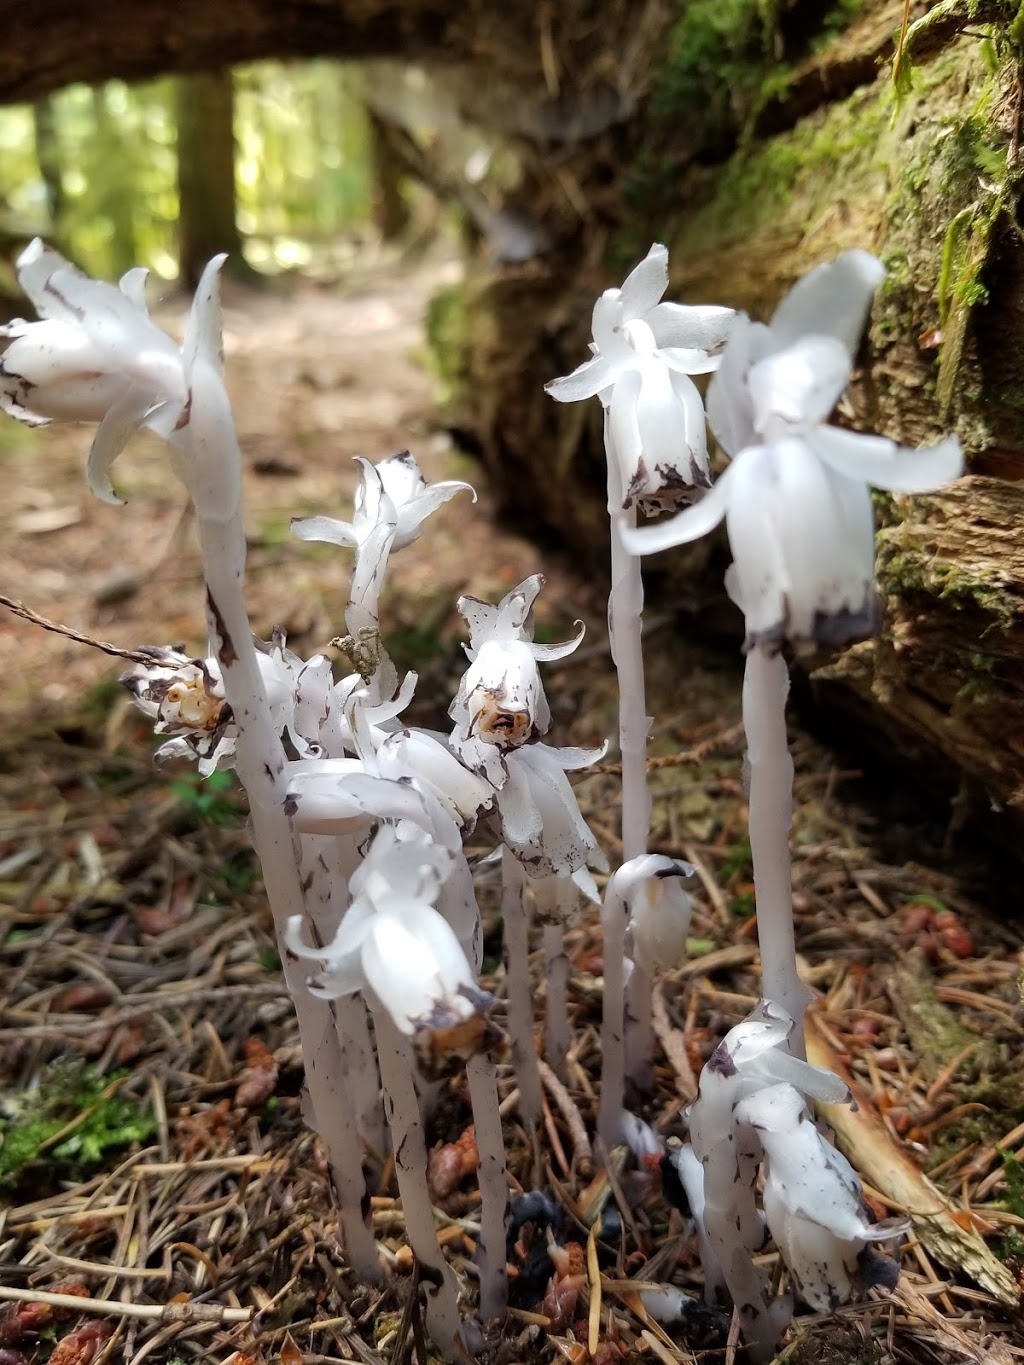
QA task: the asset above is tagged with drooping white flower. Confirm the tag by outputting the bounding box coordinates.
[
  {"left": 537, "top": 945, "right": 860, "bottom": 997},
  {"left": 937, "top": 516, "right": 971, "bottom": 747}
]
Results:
[
  {"left": 0, "top": 240, "right": 236, "bottom": 514},
  {"left": 494, "top": 741, "right": 607, "bottom": 892},
  {"left": 292, "top": 451, "right": 473, "bottom": 569},
  {"left": 286, "top": 826, "right": 491, "bottom": 1040},
  {"left": 546, "top": 243, "right": 734, "bottom": 507},
  {"left": 687, "top": 1001, "right": 854, "bottom": 1359},
  {"left": 292, "top": 452, "right": 473, "bottom": 683},
  {"left": 122, "top": 636, "right": 300, "bottom": 775},
  {"left": 610, "top": 853, "right": 694, "bottom": 972},
  {"left": 734, "top": 1082, "right": 907, "bottom": 1313},
  {"left": 621, "top": 250, "right": 964, "bottom": 649},
  {"left": 449, "top": 574, "right": 584, "bottom": 780}
]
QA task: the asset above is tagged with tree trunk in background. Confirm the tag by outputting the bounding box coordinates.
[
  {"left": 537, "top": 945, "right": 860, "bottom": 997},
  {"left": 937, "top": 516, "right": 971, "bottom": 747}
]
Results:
[
  {"left": 367, "top": 109, "right": 411, "bottom": 242},
  {"left": 176, "top": 70, "right": 243, "bottom": 287},
  {"left": 32, "top": 96, "right": 64, "bottom": 227},
  {"left": 91, "top": 85, "right": 138, "bottom": 273}
]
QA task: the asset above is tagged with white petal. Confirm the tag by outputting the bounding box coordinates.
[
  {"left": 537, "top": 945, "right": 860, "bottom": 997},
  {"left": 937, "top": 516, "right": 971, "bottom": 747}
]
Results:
[
  {"left": 647, "top": 301, "right": 735, "bottom": 354},
  {"left": 705, "top": 313, "right": 771, "bottom": 457},
  {"left": 635, "top": 356, "right": 688, "bottom": 482},
  {"left": 747, "top": 336, "right": 852, "bottom": 434},
  {"left": 393, "top": 479, "right": 476, "bottom": 549},
  {"left": 619, "top": 243, "right": 669, "bottom": 318},
  {"left": 545, "top": 352, "right": 617, "bottom": 402},
  {"left": 529, "top": 619, "right": 585, "bottom": 661},
  {"left": 657, "top": 345, "right": 722, "bottom": 377},
  {"left": 86, "top": 384, "right": 155, "bottom": 504},
  {"left": 607, "top": 366, "right": 644, "bottom": 496},
  {"left": 591, "top": 290, "right": 631, "bottom": 362},
  {"left": 118, "top": 267, "right": 150, "bottom": 313},
  {"left": 618, "top": 463, "right": 733, "bottom": 556},
  {"left": 769, "top": 249, "right": 885, "bottom": 357},
  {"left": 291, "top": 514, "right": 359, "bottom": 547},
  {"left": 182, "top": 254, "right": 227, "bottom": 380},
  {"left": 810, "top": 426, "right": 963, "bottom": 492}
]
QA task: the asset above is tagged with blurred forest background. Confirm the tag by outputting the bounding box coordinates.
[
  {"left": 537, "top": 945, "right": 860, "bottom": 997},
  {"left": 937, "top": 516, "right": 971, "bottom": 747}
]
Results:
[{"left": 0, "top": 61, "right": 488, "bottom": 296}]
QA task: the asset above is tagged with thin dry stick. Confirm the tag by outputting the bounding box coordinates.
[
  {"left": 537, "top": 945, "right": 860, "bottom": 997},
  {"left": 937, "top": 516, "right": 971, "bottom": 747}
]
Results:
[
  {"left": 538, "top": 1058, "right": 593, "bottom": 1172},
  {"left": 0, "top": 594, "right": 155, "bottom": 664},
  {"left": 0, "top": 1286, "right": 252, "bottom": 1324}
]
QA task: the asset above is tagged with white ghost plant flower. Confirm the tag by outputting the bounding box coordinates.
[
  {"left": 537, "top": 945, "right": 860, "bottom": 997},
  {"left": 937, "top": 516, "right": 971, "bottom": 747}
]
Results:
[
  {"left": 494, "top": 741, "right": 607, "bottom": 893},
  {"left": 122, "top": 637, "right": 299, "bottom": 776},
  {"left": 734, "top": 1082, "right": 907, "bottom": 1313},
  {"left": 611, "top": 853, "right": 694, "bottom": 972},
  {"left": 292, "top": 450, "right": 473, "bottom": 565},
  {"left": 687, "top": 1001, "right": 879, "bottom": 1361},
  {"left": 621, "top": 250, "right": 963, "bottom": 650},
  {"left": 546, "top": 243, "right": 734, "bottom": 507},
  {"left": 286, "top": 826, "right": 492, "bottom": 1044},
  {"left": 449, "top": 574, "right": 584, "bottom": 781},
  {"left": 292, "top": 451, "right": 473, "bottom": 678},
  {"left": 0, "top": 240, "right": 237, "bottom": 514}
]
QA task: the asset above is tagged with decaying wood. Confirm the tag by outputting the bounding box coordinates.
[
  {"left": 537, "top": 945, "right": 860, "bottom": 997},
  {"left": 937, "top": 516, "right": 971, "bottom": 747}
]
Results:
[{"left": 454, "top": 3, "right": 1024, "bottom": 828}]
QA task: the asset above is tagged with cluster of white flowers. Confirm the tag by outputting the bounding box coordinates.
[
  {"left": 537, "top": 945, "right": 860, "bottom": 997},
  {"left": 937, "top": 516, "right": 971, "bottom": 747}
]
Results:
[
  {"left": 686, "top": 1003, "right": 907, "bottom": 1360},
  {"left": 0, "top": 234, "right": 958, "bottom": 1362}
]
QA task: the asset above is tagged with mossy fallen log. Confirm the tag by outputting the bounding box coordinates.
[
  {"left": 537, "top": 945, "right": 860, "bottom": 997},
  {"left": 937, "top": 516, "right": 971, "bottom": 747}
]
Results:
[{"left": 450, "top": 3, "right": 1024, "bottom": 825}]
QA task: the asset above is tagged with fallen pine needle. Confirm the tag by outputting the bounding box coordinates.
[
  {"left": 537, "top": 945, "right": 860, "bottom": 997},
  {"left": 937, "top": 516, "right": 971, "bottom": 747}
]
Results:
[
  {"left": 805, "top": 1009, "right": 1019, "bottom": 1307},
  {"left": 586, "top": 1220, "right": 601, "bottom": 1357}
]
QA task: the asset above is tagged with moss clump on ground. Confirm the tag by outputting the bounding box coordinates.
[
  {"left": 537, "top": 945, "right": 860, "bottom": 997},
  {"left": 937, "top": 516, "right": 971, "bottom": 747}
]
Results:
[{"left": 0, "top": 1061, "right": 154, "bottom": 1191}]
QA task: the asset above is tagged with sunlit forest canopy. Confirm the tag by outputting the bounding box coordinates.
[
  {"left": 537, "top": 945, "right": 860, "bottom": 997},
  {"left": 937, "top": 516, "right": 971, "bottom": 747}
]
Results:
[{"left": 0, "top": 61, "right": 376, "bottom": 284}]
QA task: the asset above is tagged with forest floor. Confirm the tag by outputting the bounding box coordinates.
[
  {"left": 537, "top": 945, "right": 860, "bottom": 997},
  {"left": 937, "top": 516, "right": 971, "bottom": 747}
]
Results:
[{"left": 0, "top": 243, "right": 1022, "bottom": 1365}]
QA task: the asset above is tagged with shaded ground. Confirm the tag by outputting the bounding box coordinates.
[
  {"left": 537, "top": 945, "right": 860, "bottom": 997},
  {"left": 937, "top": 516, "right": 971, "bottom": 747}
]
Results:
[{"left": 0, "top": 246, "right": 1023, "bottom": 1365}]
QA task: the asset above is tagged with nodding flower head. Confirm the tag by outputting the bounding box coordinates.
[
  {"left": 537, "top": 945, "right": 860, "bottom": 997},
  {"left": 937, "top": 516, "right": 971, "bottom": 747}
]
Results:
[
  {"left": 734, "top": 1082, "right": 908, "bottom": 1312},
  {"left": 611, "top": 853, "right": 694, "bottom": 972},
  {"left": 286, "top": 826, "right": 493, "bottom": 1063},
  {"left": 0, "top": 240, "right": 234, "bottom": 512},
  {"left": 546, "top": 243, "right": 734, "bottom": 508},
  {"left": 123, "top": 634, "right": 300, "bottom": 775},
  {"left": 621, "top": 250, "right": 963, "bottom": 651},
  {"left": 449, "top": 574, "right": 584, "bottom": 778}
]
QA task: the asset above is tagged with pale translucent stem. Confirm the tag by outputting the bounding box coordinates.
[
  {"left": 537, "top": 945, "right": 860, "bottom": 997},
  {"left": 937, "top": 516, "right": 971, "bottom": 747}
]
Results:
[
  {"left": 742, "top": 648, "right": 812, "bottom": 1057},
  {"left": 597, "top": 879, "right": 628, "bottom": 1149},
  {"left": 337, "top": 996, "right": 387, "bottom": 1157},
  {"left": 605, "top": 423, "right": 654, "bottom": 1088},
  {"left": 501, "top": 847, "right": 542, "bottom": 1131},
  {"left": 465, "top": 1053, "right": 509, "bottom": 1321},
  {"left": 375, "top": 1010, "right": 465, "bottom": 1356},
  {"left": 319, "top": 835, "right": 386, "bottom": 1156},
  {"left": 542, "top": 921, "right": 570, "bottom": 1078},
  {"left": 624, "top": 961, "right": 654, "bottom": 1091},
  {"left": 297, "top": 835, "right": 379, "bottom": 1266},
  {"left": 192, "top": 518, "right": 380, "bottom": 1278},
  {"left": 605, "top": 438, "right": 652, "bottom": 862}
]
